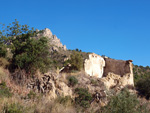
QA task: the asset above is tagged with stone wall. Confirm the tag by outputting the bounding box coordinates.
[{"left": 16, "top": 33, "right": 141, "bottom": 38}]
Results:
[
  {"left": 103, "top": 58, "right": 131, "bottom": 77},
  {"left": 84, "top": 53, "right": 105, "bottom": 78},
  {"left": 84, "top": 53, "right": 134, "bottom": 89}
]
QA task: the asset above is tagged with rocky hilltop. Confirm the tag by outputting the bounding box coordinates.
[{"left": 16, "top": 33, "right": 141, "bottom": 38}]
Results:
[{"left": 35, "top": 28, "right": 67, "bottom": 52}]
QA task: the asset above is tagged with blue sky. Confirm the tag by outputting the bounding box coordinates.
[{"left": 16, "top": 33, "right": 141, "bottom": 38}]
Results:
[{"left": 1, "top": 0, "right": 150, "bottom": 66}]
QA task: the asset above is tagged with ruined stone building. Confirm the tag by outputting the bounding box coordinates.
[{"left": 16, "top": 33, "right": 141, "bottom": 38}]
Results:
[{"left": 84, "top": 53, "right": 134, "bottom": 90}]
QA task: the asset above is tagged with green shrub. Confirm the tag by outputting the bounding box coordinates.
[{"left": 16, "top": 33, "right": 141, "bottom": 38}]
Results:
[
  {"left": 136, "top": 77, "right": 150, "bottom": 99},
  {"left": 69, "top": 51, "right": 83, "bottom": 71},
  {"left": 0, "top": 81, "right": 12, "bottom": 98},
  {"left": 0, "top": 35, "right": 7, "bottom": 58},
  {"left": 0, "top": 20, "right": 51, "bottom": 74},
  {"left": 11, "top": 36, "right": 51, "bottom": 74},
  {"left": 75, "top": 88, "right": 92, "bottom": 108},
  {"left": 0, "top": 45, "right": 7, "bottom": 58},
  {"left": 133, "top": 65, "right": 150, "bottom": 85},
  {"left": 67, "top": 76, "right": 78, "bottom": 87},
  {"left": 100, "top": 89, "right": 149, "bottom": 113},
  {"left": 2, "top": 103, "right": 24, "bottom": 113}
]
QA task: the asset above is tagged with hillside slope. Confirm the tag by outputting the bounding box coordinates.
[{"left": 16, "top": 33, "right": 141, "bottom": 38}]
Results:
[{"left": 133, "top": 65, "right": 150, "bottom": 84}]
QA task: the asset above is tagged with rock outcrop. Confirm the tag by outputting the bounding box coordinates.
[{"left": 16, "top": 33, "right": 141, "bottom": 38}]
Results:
[
  {"left": 84, "top": 53, "right": 105, "bottom": 78},
  {"left": 35, "top": 28, "right": 67, "bottom": 52},
  {"left": 27, "top": 72, "right": 72, "bottom": 100}
]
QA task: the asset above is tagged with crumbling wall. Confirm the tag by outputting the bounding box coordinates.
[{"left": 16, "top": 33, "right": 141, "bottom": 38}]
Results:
[
  {"left": 84, "top": 54, "right": 134, "bottom": 89},
  {"left": 103, "top": 58, "right": 131, "bottom": 77},
  {"left": 102, "top": 58, "right": 134, "bottom": 88},
  {"left": 84, "top": 53, "right": 105, "bottom": 78},
  {"left": 101, "top": 72, "right": 134, "bottom": 90}
]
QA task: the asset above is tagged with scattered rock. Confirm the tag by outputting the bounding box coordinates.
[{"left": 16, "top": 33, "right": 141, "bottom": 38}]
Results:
[
  {"left": 27, "top": 72, "right": 72, "bottom": 100},
  {"left": 101, "top": 72, "right": 134, "bottom": 91}
]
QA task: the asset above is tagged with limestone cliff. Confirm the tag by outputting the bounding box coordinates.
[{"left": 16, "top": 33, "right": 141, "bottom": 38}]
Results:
[{"left": 35, "top": 28, "right": 67, "bottom": 52}]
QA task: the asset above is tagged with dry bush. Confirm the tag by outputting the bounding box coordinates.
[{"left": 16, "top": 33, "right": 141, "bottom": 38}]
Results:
[
  {"left": 0, "top": 58, "right": 9, "bottom": 82},
  {"left": 0, "top": 58, "right": 9, "bottom": 68},
  {"left": 0, "top": 67, "right": 9, "bottom": 82},
  {"left": 59, "top": 73, "right": 68, "bottom": 84},
  {"left": 1, "top": 97, "right": 35, "bottom": 113}
]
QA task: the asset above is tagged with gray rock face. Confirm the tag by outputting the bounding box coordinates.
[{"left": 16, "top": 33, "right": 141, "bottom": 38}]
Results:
[{"left": 35, "top": 28, "right": 67, "bottom": 52}]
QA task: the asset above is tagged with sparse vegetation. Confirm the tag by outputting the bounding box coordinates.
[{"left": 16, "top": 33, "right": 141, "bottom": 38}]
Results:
[
  {"left": 27, "top": 90, "right": 36, "bottom": 100},
  {"left": 91, "top": 79, "right": 98, "bottom": 85},
  {"left": 2, "top": 103, "right": 24, "bottom": 113},
  {"left": 133, "top": 65, "right": 150, "bottom": 99},
  {"left": 68, "top": 51, "right": 84, "bottom": 71},
  {"left": 0, "top": 81, "right": 12, "bottom": 98},
  {"left": 75, "top": 88, "right": 92, "bottom": 108},
  {"left": 136, "top": 76, "right": 150, "bottom": 99},
  {"left": 0, "top": 46, "right": 7, "bottom": 58},
  {"left": 55, "top": 96, "right": 74, "bottom": 107},
  {"left": 133, "top": 65, "right": 150, "bottom": 85},
  {"left": 0, "top": 67, "right": 8, "bottom": 81},
  {"left": 0, "top": 58, "right": 9, "bottom": 68},
  {"left": 100, "top": 88, "right": 149, "bottom": 113},
  {"left": 0, "top": 33, "right": 7, "bottom": 58},
  {"left": 67, "top": 76, "right": 78, "bottom": 87}
]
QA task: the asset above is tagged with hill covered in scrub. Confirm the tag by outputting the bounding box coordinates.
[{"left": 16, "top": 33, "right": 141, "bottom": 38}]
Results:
[
  {"left": 0, "top": 20, "right": 150, "bottom": 113},
  {"left": 133, "top": 65, "right": 150, "bottom": 83}
]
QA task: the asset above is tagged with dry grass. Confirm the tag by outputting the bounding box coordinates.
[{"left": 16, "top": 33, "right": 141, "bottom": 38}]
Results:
[
  {"left": 0, "top": 58, "right": 9, "bottom": 82},
  {"left": 0, "top": 96, "right": 77, "bottom": 113},
  {"left": 0, "top": 87, "right": 77, "bottom": 113},
  {"left": 0, "top": 57, "right": 9, "bottom": 68},
  {"left": 34, "top": 96, "right": 76, "bottom": 113},
  {"left": 0, "top": 67, "right": 9, "bottom": 83},
  {"left": 0, "top": 96, "right": 35, "bottom": 113}
]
